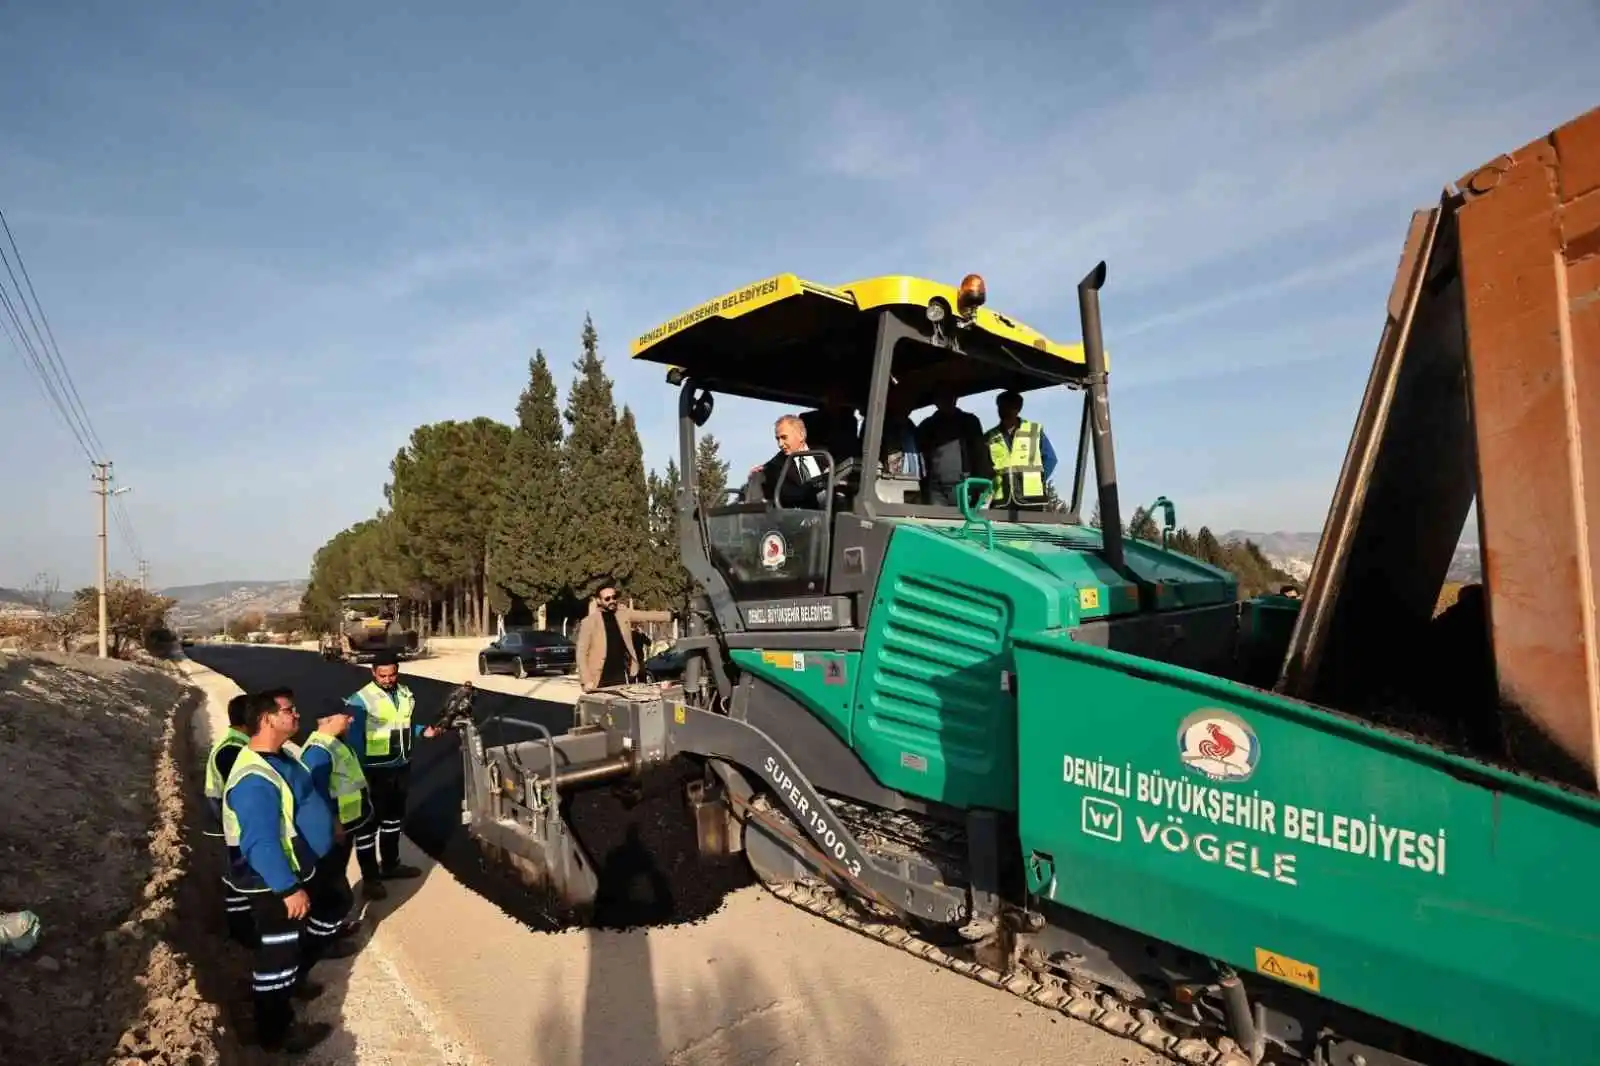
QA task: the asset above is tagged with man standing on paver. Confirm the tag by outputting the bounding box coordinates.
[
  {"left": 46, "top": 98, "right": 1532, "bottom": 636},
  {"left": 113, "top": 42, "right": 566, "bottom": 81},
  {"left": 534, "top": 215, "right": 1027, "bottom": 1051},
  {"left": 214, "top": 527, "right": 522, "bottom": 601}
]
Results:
[{"left": 342, "top": 651, "right": 443, "bottom": 900}]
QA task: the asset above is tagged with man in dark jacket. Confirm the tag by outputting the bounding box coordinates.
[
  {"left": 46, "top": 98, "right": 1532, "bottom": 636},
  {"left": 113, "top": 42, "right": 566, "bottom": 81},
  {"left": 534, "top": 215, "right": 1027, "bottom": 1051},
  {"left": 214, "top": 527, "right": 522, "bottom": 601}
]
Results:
[
  {"left": 916, "top": 389, "right": 992, "bottom": 507},
  {"left": 761, "top": 414, "right": 829, "bottom": 508},
  {"left": 799, "top": 387, "right": 860, "bottom": 463}
]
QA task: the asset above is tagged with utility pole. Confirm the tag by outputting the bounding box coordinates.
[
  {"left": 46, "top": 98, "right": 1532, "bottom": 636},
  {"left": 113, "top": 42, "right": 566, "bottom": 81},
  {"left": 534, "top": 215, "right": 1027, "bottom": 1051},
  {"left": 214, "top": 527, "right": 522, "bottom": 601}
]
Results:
[
  {"left": 91, "top": 461, "right": 131, "bottom": 659},
  {"left": 138, "top": 559, "right": 150, "bottom": 590}
]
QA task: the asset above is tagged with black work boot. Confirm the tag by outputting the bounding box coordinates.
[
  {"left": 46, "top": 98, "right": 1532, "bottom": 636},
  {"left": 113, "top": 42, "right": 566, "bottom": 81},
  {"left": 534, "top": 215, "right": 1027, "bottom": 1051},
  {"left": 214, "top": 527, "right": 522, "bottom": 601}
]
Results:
[
  {"left": 262, "top": 1019, "right": 334, "bottom": 1055},
  {"left": 380, "top": 862, "right": 423, "bottom": 879},
  {"left": 317, "top": 939, "right": 360, "bottom": 961}
]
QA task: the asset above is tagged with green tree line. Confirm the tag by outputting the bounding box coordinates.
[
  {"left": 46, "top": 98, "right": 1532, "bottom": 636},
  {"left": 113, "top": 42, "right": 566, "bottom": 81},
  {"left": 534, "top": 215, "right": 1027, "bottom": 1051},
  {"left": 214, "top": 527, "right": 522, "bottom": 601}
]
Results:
[
  {"left": 1087, "top": 500, "right": 1297, "bottom": 598},
  {"left": 300, "top": 316, "right": 729, "bottom": 636}
]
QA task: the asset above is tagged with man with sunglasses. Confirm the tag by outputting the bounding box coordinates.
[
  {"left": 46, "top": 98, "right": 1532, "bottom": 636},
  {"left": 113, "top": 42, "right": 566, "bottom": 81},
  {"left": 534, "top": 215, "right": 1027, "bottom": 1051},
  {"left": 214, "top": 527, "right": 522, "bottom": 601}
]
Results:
[
  {"left": 220, "top": 691, "right": 355, "bottom": 1053},
  {"left": 576, "top": 579, "right": 674, "bottom": 692}
]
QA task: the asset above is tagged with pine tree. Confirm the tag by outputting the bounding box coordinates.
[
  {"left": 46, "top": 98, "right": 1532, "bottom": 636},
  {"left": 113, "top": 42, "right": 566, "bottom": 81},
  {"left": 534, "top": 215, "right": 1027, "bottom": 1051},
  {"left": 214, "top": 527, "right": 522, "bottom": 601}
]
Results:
[
  {"left": 1088, "top": 499, "right": 1104, "bottom": 528},
  {"left": 488, "top": 349, "right": 568, "bottom": 625},
  {"left": 1196, "top": 526, "right": 1223, "bottom": 565},
  {"left": 1128, "top": 505, "right": 1160, "bottom": 543},
  {"left": 388, "top": 418, "right": 511, "bottom": 634},
  {"left": 1043, "top": 482, "right": 1069, "bottom": 514}
]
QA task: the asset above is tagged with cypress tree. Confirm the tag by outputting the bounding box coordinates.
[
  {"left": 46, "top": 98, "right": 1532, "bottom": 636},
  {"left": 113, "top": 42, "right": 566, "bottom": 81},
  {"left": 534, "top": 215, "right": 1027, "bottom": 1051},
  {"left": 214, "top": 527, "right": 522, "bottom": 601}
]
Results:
[
  {"left": 641, "top": 459, "right": 692, "bottom": 612},
  {"left": 559, "top": 315, "right": 649, "bottom": 599},
  {"left": 488, "top": 350, "right": 568, "bottom": 624},
  {"left": 606, "top": 405, "right": 654, "bottom": 596},
  {"left": 693, "top": 433, "right": 731, "bottom": 514}
]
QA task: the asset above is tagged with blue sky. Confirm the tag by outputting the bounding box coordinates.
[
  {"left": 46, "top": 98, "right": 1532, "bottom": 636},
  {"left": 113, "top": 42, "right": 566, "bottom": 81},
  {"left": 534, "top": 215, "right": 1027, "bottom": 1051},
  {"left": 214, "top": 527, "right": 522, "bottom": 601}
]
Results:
[{"left": 2, "top": 0, "right": 1595, "bottom": 588}]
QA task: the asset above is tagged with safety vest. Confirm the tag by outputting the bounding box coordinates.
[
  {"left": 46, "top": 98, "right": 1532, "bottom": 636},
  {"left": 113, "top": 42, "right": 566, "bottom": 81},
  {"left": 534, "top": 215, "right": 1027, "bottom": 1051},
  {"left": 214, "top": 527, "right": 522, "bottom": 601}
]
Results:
[
  {"left": 220, "top": 745, "right": 307, "bottom": 890},
  {"left": 202, "top": 727, "right": 251, "bottom": 838},
  {"left": 986, "top": 420, "right": 1047, "bottom": 504},
  {"left": 305, "top": 731, "right": 368, "bottom": 825},
  {"left": 354, "top": 681, "right": 416, "bottom": 766}
]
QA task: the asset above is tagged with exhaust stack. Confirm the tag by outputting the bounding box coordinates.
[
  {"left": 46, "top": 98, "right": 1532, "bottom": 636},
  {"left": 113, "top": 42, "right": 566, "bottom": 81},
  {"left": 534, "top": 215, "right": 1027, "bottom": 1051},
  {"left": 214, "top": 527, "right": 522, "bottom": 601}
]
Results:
[{"left": 1077, "top": 261, "right": 1124, "bottom": 573}]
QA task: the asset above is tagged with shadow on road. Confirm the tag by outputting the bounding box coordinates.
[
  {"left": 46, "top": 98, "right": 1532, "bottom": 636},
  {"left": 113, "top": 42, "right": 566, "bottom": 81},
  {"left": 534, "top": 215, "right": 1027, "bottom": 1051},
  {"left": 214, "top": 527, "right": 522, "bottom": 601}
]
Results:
[{"left": 526, "top": 917, "right": 894, "bottom": 1065}]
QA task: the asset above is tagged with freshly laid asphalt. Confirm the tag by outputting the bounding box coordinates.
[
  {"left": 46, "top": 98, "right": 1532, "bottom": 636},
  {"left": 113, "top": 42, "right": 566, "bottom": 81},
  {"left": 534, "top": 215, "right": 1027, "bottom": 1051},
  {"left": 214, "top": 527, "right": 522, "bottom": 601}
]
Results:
[{"left": 186, "top": 644, "right": 750, "bottom": 931}]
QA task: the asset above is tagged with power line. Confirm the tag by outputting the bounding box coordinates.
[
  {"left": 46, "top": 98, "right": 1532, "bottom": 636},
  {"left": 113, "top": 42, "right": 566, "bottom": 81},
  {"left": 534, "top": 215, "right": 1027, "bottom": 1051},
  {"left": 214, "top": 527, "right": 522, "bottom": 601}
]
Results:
[
  {"left": 1, "top": 207, "right": 146, "bottom": 588},
  {"left": 0, "top": 209, "right": 104, "bottom": 457},
  {"left": 0, "top": 273, "right": 94, "bottom": 460}
]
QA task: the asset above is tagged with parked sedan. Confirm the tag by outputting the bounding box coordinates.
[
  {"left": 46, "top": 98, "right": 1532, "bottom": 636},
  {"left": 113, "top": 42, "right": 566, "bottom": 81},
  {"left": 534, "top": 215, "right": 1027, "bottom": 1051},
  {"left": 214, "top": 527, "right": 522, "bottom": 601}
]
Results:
[
  {"left": 477, "top": 629, "right": 577, "bottom": 678},
  {"left": 641, "top": 642, "right": 689, "bottom": 681}
]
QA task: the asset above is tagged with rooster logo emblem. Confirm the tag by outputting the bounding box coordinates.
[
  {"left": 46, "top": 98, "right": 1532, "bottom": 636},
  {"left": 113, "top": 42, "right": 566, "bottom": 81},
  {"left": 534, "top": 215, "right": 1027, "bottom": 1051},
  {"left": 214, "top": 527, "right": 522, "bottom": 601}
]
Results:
[
  {"left": 1177, "top": 710, "right": 1259, "bottom": 782},
  {"left": 760, "top": 531, "right": 787, "bottom": 570}
]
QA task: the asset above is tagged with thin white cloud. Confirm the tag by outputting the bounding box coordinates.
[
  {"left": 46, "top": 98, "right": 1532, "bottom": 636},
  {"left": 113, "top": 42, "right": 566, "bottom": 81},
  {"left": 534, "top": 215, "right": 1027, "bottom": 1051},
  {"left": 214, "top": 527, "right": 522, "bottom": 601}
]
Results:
[
  {"left": 799, "top": 0, "right": 1599, "bottom": 320},
  {"left": 815, "top": 96, "right": 930, "bottom": 181},
  {"left": 1109, "top": 308, "right": 1380, "bottom": 392},
  {"left": 1208, "top": 0, "right": 1285, "bottom": 44},
  {"left": 1118, "top": 240, "right": 1398, "bottom": 338}
]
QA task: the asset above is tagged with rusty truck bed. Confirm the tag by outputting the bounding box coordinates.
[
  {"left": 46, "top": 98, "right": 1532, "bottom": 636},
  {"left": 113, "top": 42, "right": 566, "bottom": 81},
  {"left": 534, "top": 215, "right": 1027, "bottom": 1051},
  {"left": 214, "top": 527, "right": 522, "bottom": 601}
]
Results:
[{"left": 1278, "top": 106, "right": 1600, "bottom": 794}]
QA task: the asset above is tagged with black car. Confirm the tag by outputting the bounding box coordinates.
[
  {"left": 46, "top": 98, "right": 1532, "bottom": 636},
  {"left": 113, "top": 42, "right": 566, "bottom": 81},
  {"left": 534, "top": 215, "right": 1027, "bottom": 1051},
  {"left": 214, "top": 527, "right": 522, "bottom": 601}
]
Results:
[
  {"left": 477, "top": 629, "right": 577, "bottom": 678},
  {"left": 641, "top": 642, "right": 689, "bottom": 681}
]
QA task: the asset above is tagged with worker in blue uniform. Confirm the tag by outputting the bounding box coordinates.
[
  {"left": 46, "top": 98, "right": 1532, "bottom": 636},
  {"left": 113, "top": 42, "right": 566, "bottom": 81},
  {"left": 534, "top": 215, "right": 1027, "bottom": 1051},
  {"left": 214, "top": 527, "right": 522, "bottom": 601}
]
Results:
[
  {"left": 299, "top": 697, "right": 371, "bottom": 930},
  {"left": 203, "top": 692, "right": 257, "bottom": 946},
  {"left": 221, "top": 691, "right": 357, "bottom": 1053},
  {"left": 342, "top": 651, "right": 443, "bottom": 900}
]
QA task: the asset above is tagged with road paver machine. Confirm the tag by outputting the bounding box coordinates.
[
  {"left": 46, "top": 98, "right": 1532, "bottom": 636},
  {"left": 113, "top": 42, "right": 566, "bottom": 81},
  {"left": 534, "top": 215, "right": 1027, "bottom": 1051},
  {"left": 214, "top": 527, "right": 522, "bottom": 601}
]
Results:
[{"left": 318, "top": 592, "right": 421, "bottom": 664}]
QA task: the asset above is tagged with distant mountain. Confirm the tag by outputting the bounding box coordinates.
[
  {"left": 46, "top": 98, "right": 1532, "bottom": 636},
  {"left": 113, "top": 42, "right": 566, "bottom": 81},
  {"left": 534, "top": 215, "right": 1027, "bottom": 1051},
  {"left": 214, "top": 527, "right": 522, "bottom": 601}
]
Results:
[
  {"left": 0, "top": 586, "right": 71, "bottom": 611},
  {"left": 157, "top": 580, "right": 308, "bottom": 630},
  {"left": 1221, "top": 531, "right": 1481, "bottom": 584}
]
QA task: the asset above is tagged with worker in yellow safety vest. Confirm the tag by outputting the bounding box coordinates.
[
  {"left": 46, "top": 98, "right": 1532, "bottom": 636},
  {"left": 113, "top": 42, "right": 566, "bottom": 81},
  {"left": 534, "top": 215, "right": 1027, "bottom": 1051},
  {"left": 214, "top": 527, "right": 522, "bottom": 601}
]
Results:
[
  {"left": 985, "top": 389, "right": 1058, "bottom": 506},
  {"left": 220, "top": 691, "right": 356, "bottom": 1054},
  {"left": 203, "top": 693, "right": 257, "bottom": 946},
  {"left": 300, "top": 700, "right": 371, "bottom": 926},
  {"left": 341, "top": 651, "right": 443, "bottom": 900}
]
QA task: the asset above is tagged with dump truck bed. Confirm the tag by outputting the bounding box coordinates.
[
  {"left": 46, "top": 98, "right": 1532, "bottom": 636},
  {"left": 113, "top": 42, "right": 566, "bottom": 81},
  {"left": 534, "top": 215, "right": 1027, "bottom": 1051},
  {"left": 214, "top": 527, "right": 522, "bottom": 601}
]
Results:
[
  {"left": 1012, "top": 631, "right": 1600, "bottom": 1066},
  {"left": 1279, "top": 105, "right": 1600, "bottom": 794}
]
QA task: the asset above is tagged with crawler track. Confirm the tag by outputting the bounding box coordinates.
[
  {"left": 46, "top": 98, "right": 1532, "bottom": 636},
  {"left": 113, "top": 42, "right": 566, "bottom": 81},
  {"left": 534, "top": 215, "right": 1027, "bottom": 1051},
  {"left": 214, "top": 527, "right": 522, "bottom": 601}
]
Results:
[
  {"left": 759, "top": 878, "right": 1255, "bottom": 1066},
  {"left": 740, "top": 795, "right": 1258, "bottom": 1066}
]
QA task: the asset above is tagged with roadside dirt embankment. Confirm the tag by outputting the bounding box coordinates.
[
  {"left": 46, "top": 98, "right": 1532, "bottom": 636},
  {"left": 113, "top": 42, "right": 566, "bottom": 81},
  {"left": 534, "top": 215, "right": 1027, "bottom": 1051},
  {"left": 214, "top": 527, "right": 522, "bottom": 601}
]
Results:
[{"left": 0, "top": 650, "right": 222, "bottom": 1066}]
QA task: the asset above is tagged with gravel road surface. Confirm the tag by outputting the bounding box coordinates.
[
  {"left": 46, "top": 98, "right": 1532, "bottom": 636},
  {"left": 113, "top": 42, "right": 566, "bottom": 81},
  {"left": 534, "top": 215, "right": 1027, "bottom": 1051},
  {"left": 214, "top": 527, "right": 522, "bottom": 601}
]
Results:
[{"left": 188, "top": 643, "right": 1164, "bottom": 1066}]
